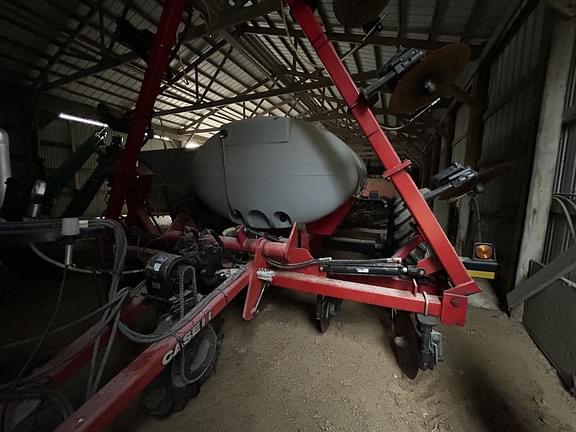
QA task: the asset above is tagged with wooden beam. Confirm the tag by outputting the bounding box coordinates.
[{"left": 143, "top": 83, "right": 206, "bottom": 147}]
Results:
[
  {"left": 508, "top": 246, "right": 576, "bottom": 309},
  {"left": 179, "top": 76, "right": 273, "bottom": 132},
  {"left": 41, "top": 53, "right": 137, "bottom": 91},
  {"left": 515, "top": 17, "right": 576, "bottom": 288},
  {"left": 181, "top": 0, "right": 277, "bottom": 41},
  {"left": 439, "top": 0, "right": 528, "bottom": 127},
  {"left": 239, "top": 25, "right": 454, "bottom": 51},
  {"left": 154, "top": 70, "right": 380, "bottom": 117},
  {"left": 158, "top": 39, "right": 227, "bottom": 95},
  {"left": 158, "top": 78, "right": 313, "bottom": 117},
  {"left": 398, "top": 0, "right": 409, "bottom": 39},
  {"left": 35, "top": 1, "right": 99, "bottom": 89},
  {"left": 429, "top": 0, "right": 449, "bottom": 41},
  {"left": 41, "top": 0, "right": 279, "bottom": 91},
  {"left": 36, "top": 93, "right": 182, "bottom": 137},
  {"left": 462, "top": 0, "right": 487, "bottom": 42}
]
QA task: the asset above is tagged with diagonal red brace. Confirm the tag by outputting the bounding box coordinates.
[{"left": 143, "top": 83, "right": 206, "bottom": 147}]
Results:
[
  {"left": 105, "top": 0, "right": 186, "bottom": 220},
  {"left": 286, "top": 0, "right": 479, "bottom": 298},
  {"left": 383, "top": 160, "right": 412, "bottom": 180}
]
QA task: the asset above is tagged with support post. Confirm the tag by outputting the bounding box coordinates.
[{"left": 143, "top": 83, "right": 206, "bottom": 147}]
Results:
[
  {"left": 105, "top": 0, "right": 186, "bottom": 219},
  {"left": 514, "top": 15, "right": 576, "bottom": 305}
]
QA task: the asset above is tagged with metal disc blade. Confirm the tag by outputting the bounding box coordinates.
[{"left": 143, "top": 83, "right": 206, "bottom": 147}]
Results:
[
  {"left": 333, "top": 0, "right": 390, "bottom": 27},
  {"left": 391, "top": 311, "right": 420, "bottom": 379},
  {"left": 390, "top": 43, "right": 471, "bottom": 114}
]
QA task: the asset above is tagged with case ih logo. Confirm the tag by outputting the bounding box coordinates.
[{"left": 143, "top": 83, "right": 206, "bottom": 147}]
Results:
[{"left": 161, "top": 312, "right": 211, "bottom": 366}]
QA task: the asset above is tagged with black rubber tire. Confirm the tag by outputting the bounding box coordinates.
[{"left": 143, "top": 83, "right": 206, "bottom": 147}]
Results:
[
  {"left": 392, "top": 188, "right": 431, "bottom": 265},
  {"left": 141, "top": 322, "right": 223, "bottom": 418}
]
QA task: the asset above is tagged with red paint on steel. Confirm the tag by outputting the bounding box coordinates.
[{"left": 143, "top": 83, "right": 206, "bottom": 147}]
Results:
[
  {"left": 392, "top": 235, "right": 424, "bottom": 260},
  {"left": 306, "top": 198, "right": 355, "bottom": 236},
  {"left": 271, "top": 271, "right": 442, "bottom": 316},
  {"left": 441, "top": 292, "right": 468, "bottom": 325},
  {"left": 286, "top": 0, "right": 479, "bottom": 297},
  {"left": 220, "top": 235, "right": 289, "bottom": 259},
  {"left": 39, "top": 2, "right": 484, "bottom": 430},
  {"left": 242, "top": 239, "right": 268, "bottom": 320},
  {"left": 125, "top": 174, "right": 158, "bottom": 235},
  {"left": 54, "top": 267, "right": 251, "bottom": 432},
  {"left": 105, "top": 0, "right": 186, "bottom": 220},
  {"left": 417, "top": 256, "right": 443, "bottom": 275},
  {"left": 382, "top": 160, "right": 412, "bottom": 180},
  {"left": 333, "top": 275, "right": 439, "bottom": 294},
  {"left": 33, "top": 298, "right": 144, "bottom": 386}
]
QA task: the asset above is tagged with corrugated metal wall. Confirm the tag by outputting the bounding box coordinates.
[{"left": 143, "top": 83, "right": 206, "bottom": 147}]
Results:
[
  {"left": 469, "top": 1, "right": 550, "bottom": 292},
  {"left": 40, "top": 119, "right": 118, "bottom": 217},
  {"left": 541, "top": 46, "right": 576, "bottom": 274},
  {"left": 542, "top": 123, "right": 576, "bottom": 276},
  {"left": 451, "top": 104, "right": 472, "bottom": 253},
  {"left": 39, "top": 119, "right": 75, "bottom": 216},
  {"left": 39, "top": 117, "right": 178, "bottom": 217},
  {"left": 523, "top": 34, "right": 576, "bottom": 388},
  {"left": 71, "top": 122, "right": 118, "bottom": 217}
]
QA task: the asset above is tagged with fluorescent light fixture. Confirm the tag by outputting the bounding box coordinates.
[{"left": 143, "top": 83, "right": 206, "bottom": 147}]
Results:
[
  {"left": 59, "top": 112, "right": 108, "bottom": 128},
  {"left": 153, "top": 134, "right": 172, "bottom": 142},
  {"left": 185, "top": 142, "right": 201, "bottom": 149}
]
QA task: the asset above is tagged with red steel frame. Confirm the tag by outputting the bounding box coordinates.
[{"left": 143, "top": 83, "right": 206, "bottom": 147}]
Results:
[
  {"left": 104, "top": 0, "right": 186, "bottom": 220},
  {"left": 16, "top": 0, "right": 481, "bottom": 430},
  {"left": 53, "top": 268, "right": 251, "bottom": 432}
]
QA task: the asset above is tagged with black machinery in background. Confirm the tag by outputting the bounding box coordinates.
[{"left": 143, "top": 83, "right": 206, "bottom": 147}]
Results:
[
  {"left": 0, "top": 129, "right": 122, "bottom": 222},
  {"left": 0, "top": 216, "right": 239, "bottom": 427}
]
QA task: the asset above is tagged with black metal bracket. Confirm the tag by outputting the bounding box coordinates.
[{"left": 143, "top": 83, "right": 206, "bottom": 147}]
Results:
[{"left": 359, "top": 47, "right": 426, "bottom": 106}]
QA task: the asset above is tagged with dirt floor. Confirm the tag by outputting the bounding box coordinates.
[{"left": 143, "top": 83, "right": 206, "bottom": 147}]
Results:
[{"left": 111, "top": 289, "right": 576, "bottom": 432}]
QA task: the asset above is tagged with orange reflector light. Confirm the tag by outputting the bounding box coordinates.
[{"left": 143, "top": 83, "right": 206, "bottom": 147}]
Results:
[{"left": 474, "top": 243, "right": 494, "bottom": 260}]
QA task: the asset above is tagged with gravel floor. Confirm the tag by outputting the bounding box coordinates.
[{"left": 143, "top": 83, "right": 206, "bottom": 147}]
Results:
[{"left": 112, "top": 288, "right": 576, "bottom": 432}]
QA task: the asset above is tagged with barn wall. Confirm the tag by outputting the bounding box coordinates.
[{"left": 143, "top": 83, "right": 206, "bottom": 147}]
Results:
[
  {"left": 523, "top": 29, "right": 576, "bottom": 387},
  {"left": 465, "top": 1, "right": 551, "bottom": 293},
  {"left": 541, "top": 43, "right": 576, "bottom": 276},
  {"left": 450, "top": 104, "right": 472, "bottom": 253},
  {"left": 38, "top": 116, "right": 181, "bottom": 217}
]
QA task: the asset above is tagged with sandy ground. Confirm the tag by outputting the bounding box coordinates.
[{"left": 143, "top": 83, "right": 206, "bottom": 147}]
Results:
[{"left": 110, "top": 289, "right": 576, "bottom": 432}]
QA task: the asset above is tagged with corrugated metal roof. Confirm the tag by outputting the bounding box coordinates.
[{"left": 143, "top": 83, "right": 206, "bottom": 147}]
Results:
[{"left": 0, "top": 0, "right": 512, "bottom": 161}]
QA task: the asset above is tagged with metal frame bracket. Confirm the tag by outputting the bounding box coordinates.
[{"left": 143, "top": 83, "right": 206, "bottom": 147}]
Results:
[{"left": 382, "top": 159, "right": 412, "bottom": 180}]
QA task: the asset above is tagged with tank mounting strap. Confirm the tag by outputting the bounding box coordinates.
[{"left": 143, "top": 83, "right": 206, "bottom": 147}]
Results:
[{"left": 382, "top": 160, "right": 412, "bottom": 180}]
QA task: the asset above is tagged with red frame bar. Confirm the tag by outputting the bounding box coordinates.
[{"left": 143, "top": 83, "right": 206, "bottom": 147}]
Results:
[
  {"left": 286, "top": 0, "right": 479, "bottom": 298},
  {"left": 54, "top": 267, "right": 251, "bottom": 432},
  {"left": 105, "top": 0, "right": 186, "bottom": 220},
  {"left": 270, "top": 271, "right": 442, "bottom": 316},
  {"left": 220, "top": 233, "right": 289, "bottom": 259},
  {"left": 30, "top": 2, "right": 482, "bottom": 431},
  {"left": 233, "top": 227, "right": 468, "bottom": 325}
]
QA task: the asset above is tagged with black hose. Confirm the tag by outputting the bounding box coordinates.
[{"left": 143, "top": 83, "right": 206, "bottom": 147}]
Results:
[
  {"left": 0, "top": 290, "right": 129, "bottom": 350},
  {"left": 265, "top": 257, "right": 403, "bottom": 270},
  {"left": 1, "top": 267, "right": 69, "bottom": 432},
  {"left": 207, "top": 229, "right": 224, "bottom": 249},
  {"left": 265, "top": 257, "right": 323, "bottom": 269},
  {"left": 0, "top": 288, "right": 130, "bottom": 393},
  {"left": 85, "top": 219, "right": 127, "bottom": 397}
]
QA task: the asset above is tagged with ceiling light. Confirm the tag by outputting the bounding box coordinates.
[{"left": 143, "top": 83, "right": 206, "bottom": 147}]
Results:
[
  {"left": 59, "top": 112, "right": 108, "bottom": 128},
  {"left": 185, "top": 142, "right": 201, "bottom": 149},
  {"left": 153, "top": 134, "right": 172, "bottom": 141}
]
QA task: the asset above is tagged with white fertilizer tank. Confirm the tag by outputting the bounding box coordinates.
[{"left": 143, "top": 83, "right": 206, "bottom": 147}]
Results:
[{"left": 190, "top": 117, "right": 366, "bottom": 229}]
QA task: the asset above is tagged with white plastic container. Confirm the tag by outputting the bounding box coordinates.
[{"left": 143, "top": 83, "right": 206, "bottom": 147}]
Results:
[{"left": 190, "top": 117, "right": 366, "bottom": 229}]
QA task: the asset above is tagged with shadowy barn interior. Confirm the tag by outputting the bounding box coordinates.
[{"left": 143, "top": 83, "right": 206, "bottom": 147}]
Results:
[{"left": 0, "top": 0, "right": 575, "bottom": 431}]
